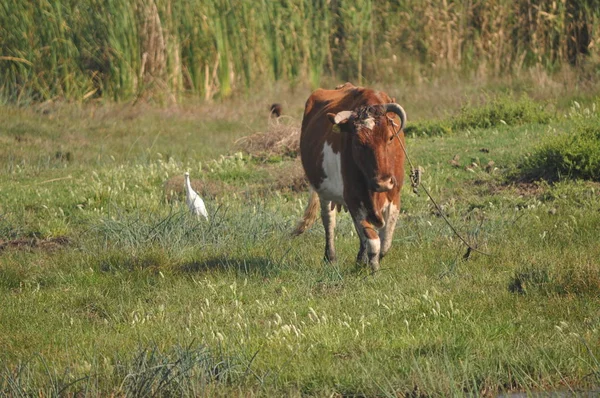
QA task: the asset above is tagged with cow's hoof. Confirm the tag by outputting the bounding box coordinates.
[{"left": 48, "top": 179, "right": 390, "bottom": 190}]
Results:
[
  {"left": 370, "top": 262, "right": 380, "bottom": 274},
  {"left": 356, "top": 256, "right": 368, "bottom": 266}
]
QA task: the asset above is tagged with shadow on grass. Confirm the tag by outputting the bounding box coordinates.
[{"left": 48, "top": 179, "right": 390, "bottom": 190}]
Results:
[
  {"left": 97, "top": 249, "right": 172, "bottom": 273},
  {"left": 180, "top": 256, "right": 280, "bottom": 277},
  {"left": 94, "top": 248, "right": 287, "bottom": 278}
]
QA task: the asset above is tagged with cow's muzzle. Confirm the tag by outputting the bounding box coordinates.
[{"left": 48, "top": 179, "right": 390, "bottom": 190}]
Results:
[{"left": 371, "top": 175, "right": 396, "bottom": 192}]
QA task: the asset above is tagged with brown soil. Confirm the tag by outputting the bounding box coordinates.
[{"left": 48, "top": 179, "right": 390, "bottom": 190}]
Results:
[
  {"left": 0, "top": 236, "right": 70, "bottom": 253},
  {"left": 471, "top": 179, "right": 547, "bottom": 197}
]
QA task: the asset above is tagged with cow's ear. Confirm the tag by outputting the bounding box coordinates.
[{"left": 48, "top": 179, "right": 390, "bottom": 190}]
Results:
[{"left": 327, "top": 111, "right": 354, "bottom": 125}]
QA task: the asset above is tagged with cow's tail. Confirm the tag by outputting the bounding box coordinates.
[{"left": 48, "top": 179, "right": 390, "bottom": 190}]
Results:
[{"left": 292, "top": 189, "right": 320, "bottom": 236}]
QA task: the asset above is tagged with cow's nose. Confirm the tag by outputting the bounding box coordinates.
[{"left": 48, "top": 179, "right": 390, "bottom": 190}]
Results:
[{"left": 372, "top": 176, "right": 395, "bottom": 192}]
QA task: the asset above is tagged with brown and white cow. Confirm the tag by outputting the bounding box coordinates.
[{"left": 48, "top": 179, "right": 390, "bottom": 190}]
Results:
[{"left": 293, "top": 83, "right": 407, "bottom": 272}]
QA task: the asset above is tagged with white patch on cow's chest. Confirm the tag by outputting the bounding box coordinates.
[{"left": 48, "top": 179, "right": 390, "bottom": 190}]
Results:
[{"left": 317, "top": 143, "right": 345, "bottom": 203}]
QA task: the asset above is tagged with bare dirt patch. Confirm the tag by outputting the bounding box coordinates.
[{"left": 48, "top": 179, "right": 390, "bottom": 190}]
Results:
[
  {"left": 492, "top": 182, "right": 547, "bottom": 197},
  {"left": 470, "top": 179, "right": 547, "bottom": 198},
  {"left": 0, "top": 236, "right": 70, "bottom": 253},
  {"left": 509, "top": 182, "right": 548, "bottom": 197}
]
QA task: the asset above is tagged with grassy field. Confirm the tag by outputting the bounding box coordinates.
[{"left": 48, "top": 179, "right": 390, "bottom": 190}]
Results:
[{"left": 1, "top": 79, "right": 600, "bottom": 396}]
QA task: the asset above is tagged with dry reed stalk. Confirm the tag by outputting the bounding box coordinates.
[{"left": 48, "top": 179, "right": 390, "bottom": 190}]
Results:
[
  {"left": 165, "top": 1, "right": 182, "bottom": 100},
  {"left": 139, "top": 0, "right": 167, "bottom": 88},
  {"left": 204, "top": 54, "right": 220, "bottom": 101}
]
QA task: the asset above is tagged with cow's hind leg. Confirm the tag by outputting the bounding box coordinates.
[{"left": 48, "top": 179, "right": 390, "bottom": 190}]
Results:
[
  {"left": 379, "top": 201, "right": 400, "bottom": 260},
  {"left": 320, "top": 199, "right": 337, "bottom": 262}
]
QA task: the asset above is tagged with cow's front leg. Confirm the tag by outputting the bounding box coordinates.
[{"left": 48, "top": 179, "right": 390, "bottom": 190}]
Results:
[
  {"left": 320, "top": 199, "right": 337, "bottom": 262},
  {"left": 353, "top": 216, "right": 381, "bottom": 272},
  {"left": 379, "top": 201, "right": 400, "bottom": 260},
  {"left": 356, "top": 237, "right": 367, "bottom": 265}
]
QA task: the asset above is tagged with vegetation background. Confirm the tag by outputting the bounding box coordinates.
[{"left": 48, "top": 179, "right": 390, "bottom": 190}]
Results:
[
  {"left": 1, "top": 0, "right": 600, "bottom": 397},
  {"left": 1, "top": 0, "right": 600, "bottom": 102}
]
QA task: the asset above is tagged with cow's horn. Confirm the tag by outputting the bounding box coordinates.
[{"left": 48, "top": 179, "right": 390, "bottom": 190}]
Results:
[{"left": 383, "top": 103, "right": 407, "bottom": 131}]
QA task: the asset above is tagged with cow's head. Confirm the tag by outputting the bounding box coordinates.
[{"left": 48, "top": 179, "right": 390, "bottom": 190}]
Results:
[{"left": 328, "top": 103, "right": 407, "bottom": 192}]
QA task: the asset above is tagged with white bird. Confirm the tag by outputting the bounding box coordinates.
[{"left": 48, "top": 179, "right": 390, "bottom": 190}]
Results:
[{"left": 184, "top": 172, "right": 208, "bottom": 221}]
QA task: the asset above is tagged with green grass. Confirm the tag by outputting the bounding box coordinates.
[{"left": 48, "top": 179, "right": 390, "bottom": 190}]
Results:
[
  {"left": 405, "top": 95, "right": 554, "bottom": 137},
  {"left": 1, "top": 90, "right": 600, "bottom": 396},
  {"left": 517, "top": 100, "right": 600, "bottom": 182},
  {"left": 452, "top": 95, "right": 554, "bottom": 131}
]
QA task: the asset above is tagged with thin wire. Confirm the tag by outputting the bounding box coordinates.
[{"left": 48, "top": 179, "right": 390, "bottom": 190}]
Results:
[{"left": 389, "top": 118, "right": 490, "bottom": 258}]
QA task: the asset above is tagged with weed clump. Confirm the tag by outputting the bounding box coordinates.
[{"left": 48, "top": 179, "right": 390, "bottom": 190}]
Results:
[
  {"left": 235, "top": 117, "right": 300, "bottom": 160},
  {"left": 452, "top": 96, "right": 552, "bottom": 131},
  {"left": 0, "top": 344, "right": 241, "bottom": 396},
  {"left": 509, "top": 261, "right": 600, "bottom": 296},
  {"left": 508, "top": 266, "right": 550, "bottom": 295},
  {"left": 117, "top": 344, "right": 240, "bottom": 396},
  {"left": 518, "top": 124, "right": 600, "bottom": 182}
]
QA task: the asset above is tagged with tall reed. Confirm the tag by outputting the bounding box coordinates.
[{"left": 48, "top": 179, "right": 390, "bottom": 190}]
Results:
[{"left": 0, "top": 0, "right": 598, "bottom": 103}]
